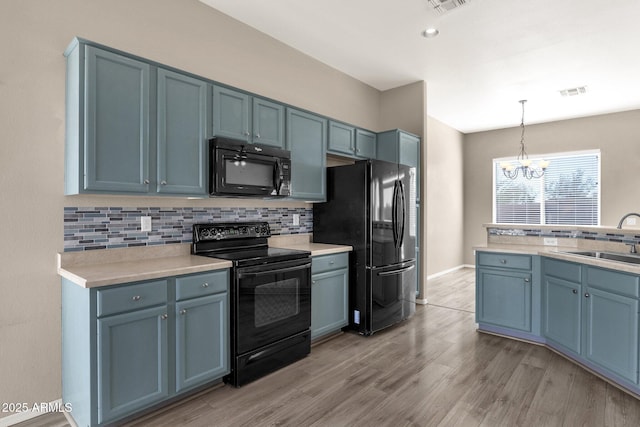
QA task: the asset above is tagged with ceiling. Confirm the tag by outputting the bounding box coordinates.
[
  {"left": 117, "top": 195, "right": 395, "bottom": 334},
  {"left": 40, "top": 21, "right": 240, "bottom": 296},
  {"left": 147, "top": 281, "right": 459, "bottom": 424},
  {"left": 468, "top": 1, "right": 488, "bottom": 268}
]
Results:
[{"left": 200, "top": 0, "right": 640, "bottom": 133}]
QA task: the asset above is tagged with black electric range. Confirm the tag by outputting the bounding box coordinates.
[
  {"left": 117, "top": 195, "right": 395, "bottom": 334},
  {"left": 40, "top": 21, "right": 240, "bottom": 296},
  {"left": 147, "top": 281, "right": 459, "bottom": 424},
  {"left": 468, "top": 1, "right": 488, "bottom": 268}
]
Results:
[{"left": 192, "top": 222, "right": 312, "bottom": 386}]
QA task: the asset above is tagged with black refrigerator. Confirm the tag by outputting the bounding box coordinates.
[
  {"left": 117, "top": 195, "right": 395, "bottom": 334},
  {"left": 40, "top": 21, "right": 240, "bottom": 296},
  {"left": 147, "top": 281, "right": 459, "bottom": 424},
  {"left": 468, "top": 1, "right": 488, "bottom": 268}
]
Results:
[{"left": 313, "top": 159, "right": 417, "bottom": 335}]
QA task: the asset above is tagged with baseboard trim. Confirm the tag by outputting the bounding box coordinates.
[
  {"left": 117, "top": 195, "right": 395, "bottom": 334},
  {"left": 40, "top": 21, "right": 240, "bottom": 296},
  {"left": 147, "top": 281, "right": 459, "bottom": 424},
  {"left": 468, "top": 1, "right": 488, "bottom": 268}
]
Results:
[
  {"left": 426, "top": 264, "right": 474, "bottom": 281},
  {"left": 0, "top": 399, "right": 65, "bottom": 427}
]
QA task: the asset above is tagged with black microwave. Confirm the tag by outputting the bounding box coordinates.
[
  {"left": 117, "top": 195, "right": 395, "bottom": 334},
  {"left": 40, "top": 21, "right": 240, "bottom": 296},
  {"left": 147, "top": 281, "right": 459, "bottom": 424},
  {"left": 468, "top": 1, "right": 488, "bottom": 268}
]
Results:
[{"left": 209, "top": 137, "right": 291, "bottom": 197}]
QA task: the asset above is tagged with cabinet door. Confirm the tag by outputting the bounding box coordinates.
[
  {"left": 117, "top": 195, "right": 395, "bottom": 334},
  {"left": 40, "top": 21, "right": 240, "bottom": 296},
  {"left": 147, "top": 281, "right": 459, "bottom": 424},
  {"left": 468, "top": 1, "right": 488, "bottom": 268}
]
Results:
[
  {"left": 252, "top": 98, "right": 285, "bottom": 148},
  {"left": 286, "top": 108, "right": 327, "bottom": 201},
  {"left": 398, "top": 132, "right": 420, "bottom": 199},
  {"left": 84, "top": 46, "right": 150, "bottom": 192},
  {"left": 175, "top": 293, "right": 229, "bottom": 392},
  {"left": 311, "top": 268, "right": 349, "bottom": 339},
  {"left": 213, "top": 86, "right": 250, "bottom": 141},
  {"left": 97, "top": 306, "right": 168, "bottom": 424},
  {"left": 585, "top": 288, "right": 639, "bottom": 383},
  {"left": 157, "top": 69, "right": 208, "bottom": 195},
  {"left": 477, "top": 268, "right": 531, "bottom": 332},
  {"left": 328, "top": 121, "right": 355, "bottom": 156},
  {"left": 543, "top": 276, "right": 582, "bottom": 354},
  {"left": 355, "top": 129, "right": 377, "bottom": 159}
]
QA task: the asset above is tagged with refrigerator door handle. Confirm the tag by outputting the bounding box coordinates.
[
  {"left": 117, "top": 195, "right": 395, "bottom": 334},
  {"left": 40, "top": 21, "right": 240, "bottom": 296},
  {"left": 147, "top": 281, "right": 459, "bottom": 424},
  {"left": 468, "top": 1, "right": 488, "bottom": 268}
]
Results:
[
  {"left": 377, "top": 264, "right": 416, "bottom": 277},
  {"left": 391, "top": 180, "right": 398, "bottom": 247},
  {"left": 398, "top": 180, "right": 406, "bottom": 248}
]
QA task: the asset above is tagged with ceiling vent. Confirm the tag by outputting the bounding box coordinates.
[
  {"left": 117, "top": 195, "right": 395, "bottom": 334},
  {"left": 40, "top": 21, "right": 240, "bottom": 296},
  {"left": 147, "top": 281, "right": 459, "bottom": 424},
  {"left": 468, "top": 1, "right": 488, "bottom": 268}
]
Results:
[
  {"left": 559, "top": 86, "right": 588, "bottom": 97},
  {"left": 427, "top": 0, "right": 471, "bottom": 15}
]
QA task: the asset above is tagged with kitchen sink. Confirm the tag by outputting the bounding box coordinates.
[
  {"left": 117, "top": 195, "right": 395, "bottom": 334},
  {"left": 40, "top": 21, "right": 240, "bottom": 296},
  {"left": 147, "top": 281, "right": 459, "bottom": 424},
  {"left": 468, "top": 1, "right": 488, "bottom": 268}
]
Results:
[{"left": 564, "top": 251, "right": 640, "bottom": 265}]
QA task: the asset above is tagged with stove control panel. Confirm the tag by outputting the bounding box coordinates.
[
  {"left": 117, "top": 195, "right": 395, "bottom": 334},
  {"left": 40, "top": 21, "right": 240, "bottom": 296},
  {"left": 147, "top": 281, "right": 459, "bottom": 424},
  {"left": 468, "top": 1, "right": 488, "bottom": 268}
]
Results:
[{"left": 194, "top": 222, "right": 271, "bottom": 241}]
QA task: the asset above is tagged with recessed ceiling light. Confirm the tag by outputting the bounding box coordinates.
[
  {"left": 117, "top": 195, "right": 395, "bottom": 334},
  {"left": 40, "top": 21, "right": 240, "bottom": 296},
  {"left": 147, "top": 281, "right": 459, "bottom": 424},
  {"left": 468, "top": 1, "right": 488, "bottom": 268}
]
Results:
[{"left": 422, "top": 28, "right": 440, "bottom": 38}]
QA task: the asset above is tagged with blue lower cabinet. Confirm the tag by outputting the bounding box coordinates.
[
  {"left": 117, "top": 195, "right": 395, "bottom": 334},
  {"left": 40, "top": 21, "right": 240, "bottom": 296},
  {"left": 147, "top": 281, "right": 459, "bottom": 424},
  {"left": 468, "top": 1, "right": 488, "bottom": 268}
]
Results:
[
  {"left": 175, "top": 293, "right": 229, "bottom": 393},
  {"left": 584, "top": 283, "right": 639, "bottom": 384},
  {"left": 476, "top": 267, "right": 532, "bottom": 332},
  {"left": 311, "top": 253, "right": 349, "bottom": 340},
  {"left": 62, "top": 270, "right": 229, "bottom": 427},
  {"left": 543, "top": 276, "right": 582, "bottom": 354},
  {"left": 97, "top": 306, "right": 169, "bottom": 424}
]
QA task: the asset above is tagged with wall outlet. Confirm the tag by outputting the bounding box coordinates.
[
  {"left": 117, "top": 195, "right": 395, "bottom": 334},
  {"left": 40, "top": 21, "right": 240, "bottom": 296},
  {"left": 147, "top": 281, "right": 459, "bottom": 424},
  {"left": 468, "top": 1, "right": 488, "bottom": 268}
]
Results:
[
  {"left": 544, "top": 237, "right": 558, "bottom": 246},
  {"left": 627, "top": 217, "right": 637, "bottom": 226},
  {"left": 292, "top": 214, "right": 300, "bottom": 226},
  {"left": 140, "top": 216, "right": 152, "bottom": 232}
]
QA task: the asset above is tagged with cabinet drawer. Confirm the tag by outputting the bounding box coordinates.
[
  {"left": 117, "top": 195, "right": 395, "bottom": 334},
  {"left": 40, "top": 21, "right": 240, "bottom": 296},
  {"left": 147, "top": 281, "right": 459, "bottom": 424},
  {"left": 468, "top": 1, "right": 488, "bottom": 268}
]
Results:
[
  {"left": 544, "top": 257, "right": 582, "bottom": 283},
  {"left": 587, "top": 267, "right": 640, "bottom": 298},
  {"left": 176, "top": 270, "right": 228, "bottom": 301},
  {"left": 477, "top": 252, "right": 531, "bottom": 271},
  {"left": 312, "top": 252, "right": 349, "bottom": 274},
  {"left": 97, "top": 280, "right": 168, "bottom": 317}
]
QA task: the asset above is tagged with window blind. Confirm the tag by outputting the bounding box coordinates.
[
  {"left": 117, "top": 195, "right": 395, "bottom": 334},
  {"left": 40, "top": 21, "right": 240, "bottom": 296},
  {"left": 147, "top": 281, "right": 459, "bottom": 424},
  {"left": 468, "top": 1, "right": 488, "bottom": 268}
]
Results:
[{"left": 494, "top": 151, "right": 600, "bottom": 225}]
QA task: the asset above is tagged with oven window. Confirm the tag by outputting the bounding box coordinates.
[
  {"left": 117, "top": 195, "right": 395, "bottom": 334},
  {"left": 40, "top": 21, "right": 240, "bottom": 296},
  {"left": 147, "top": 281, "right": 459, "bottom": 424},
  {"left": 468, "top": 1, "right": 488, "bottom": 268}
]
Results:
[
  {"left": 254, "top": 278, "right": 300, "bottom": 328},
  {"left": 225, "top": 159, "right": 273, "bottom": 187}
]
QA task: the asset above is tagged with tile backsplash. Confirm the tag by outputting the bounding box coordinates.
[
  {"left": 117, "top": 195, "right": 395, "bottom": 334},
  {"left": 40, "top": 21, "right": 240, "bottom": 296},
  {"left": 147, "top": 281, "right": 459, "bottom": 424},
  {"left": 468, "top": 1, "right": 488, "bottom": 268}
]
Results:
[
  {"left": 488, "top": 227, "right": 640, "bottom": 245},
  {"left": 64, "top": 206, "right": 312, "bottom": 251}
]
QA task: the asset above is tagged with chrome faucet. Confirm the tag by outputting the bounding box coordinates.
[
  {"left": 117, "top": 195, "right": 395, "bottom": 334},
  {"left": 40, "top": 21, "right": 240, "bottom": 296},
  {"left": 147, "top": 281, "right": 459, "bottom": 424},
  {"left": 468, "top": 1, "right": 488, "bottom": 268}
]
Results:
[{"left": 617, "top": 212, "right": 640, "bottom": 229}]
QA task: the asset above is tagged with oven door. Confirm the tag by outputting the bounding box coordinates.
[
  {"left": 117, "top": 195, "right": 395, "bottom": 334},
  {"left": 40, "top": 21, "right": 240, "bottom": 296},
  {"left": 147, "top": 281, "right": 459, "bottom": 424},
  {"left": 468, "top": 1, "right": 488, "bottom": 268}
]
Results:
[
  {"left": 212, "top": 147, "right": 286, "bottom": 197},
  {"left": 235, "top": 258, "right": 311, "bottom": 355}
]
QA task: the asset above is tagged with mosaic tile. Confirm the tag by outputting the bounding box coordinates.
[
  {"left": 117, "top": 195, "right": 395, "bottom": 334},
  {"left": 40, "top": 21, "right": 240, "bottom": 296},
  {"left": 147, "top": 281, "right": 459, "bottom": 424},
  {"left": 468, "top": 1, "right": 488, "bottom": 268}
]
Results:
[{"left": 63, "top": 206, "right": 313, "bottom": 251}]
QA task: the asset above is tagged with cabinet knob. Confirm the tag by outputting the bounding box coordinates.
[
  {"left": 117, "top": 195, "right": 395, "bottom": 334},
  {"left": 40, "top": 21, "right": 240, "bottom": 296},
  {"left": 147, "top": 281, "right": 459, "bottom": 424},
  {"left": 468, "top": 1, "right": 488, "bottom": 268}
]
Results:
[
  {"left": 312, "top": 280, "right": 316, "bottom": 285},
  {"left": 244, "top": 131, "right": 250, "bottom": 137},
  {"left": 160, "top": 180, "right": 167, "bottom": 185},
  {"left": 500, "top": 259, "right": 507, "bottom": 264},
  {"left": 329, "top": 260, "right": 335, "bottom": 265},
  {"left": 202, "top": 282, "right": 209, "bottom": 288},
  {"left": 132, "top": 295, "right": 141, "bottom": 301},
  {"left": 572, "top": 289, "right": 578, "bottom": 294},
  {"left": 524, "top": 278, "right": 530, "bottom": 283},
  {"left": 143, "top": 179, "right": 150, "bottom": 184},
  {"left": 256, "top": 133, "right": 261, "bottom": 139},
  {"left": 180, "top": 309, "right": 187, "bottom": 315},
  {"left": 584, "top": 293, "right": 590, "bottom": 298},
  {"left": 161, "top": 314, "right": 168, "bottom": 320}
]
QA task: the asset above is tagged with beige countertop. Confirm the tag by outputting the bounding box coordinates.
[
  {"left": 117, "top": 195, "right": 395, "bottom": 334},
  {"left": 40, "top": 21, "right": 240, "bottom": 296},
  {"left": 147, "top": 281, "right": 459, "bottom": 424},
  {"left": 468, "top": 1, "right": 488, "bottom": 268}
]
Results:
[
  {"left": 271, "top": 242, "right": 352, "bottom": 256},
  {"left": 475, "top": 243, "right": 640, "bottom": 275},
  {"left": 58, "top": 237, "right": 352, "bottom": 289},
  {"left": 58, "top": 244, "right": 232, "bottom": 289}
]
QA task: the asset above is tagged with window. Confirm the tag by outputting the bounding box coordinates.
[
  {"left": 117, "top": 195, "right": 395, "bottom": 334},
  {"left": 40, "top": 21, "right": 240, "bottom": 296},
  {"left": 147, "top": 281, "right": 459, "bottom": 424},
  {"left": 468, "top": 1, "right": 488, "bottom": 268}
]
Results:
[{"left": 493, "top": 151, "right": 600, "bottom": 225}]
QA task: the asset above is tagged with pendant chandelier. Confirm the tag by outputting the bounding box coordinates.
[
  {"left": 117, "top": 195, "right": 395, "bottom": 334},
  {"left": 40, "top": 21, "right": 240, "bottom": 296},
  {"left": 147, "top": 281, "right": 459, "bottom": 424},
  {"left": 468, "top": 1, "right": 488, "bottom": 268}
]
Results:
[{"left": 500, "top": 100, "right": 549, "bottom": 179}]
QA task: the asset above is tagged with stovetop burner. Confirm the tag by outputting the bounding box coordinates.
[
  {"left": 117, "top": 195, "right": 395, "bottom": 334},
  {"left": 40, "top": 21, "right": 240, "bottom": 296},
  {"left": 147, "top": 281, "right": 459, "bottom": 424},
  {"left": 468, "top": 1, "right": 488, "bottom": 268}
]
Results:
[{"left": 191, "top": 222, "right": 310, "bottom": 266}]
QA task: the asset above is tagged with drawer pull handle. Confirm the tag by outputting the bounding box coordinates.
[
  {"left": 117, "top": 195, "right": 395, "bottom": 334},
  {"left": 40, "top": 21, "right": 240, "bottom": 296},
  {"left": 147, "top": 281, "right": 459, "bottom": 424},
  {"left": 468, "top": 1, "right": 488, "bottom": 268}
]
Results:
[
  {"left": 572, "top": 289, "right": 578, "bottom": 294},
  {"left": 585, "top": 293, "right": 590, "bottom": 298},
  {"left": 500, "top": 259, "right": 507, "bottom": 264},
  {"left": 161, "top": 314, "right": 168, "bottom": 320},
  {"left": 202, "top": 283, "right": 209, "bottom": 288},
  {"left": 132, "top": 295, "right": 141, "bottom": 301},
  {"left": 180, "top": 309, "right": 187, "bottom": 315}
]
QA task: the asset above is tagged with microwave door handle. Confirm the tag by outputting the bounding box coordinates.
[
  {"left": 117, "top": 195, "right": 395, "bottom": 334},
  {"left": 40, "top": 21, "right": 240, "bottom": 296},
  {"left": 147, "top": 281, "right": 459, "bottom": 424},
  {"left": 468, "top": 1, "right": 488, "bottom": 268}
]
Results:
[{"left": 273, "top": 159, "right": 283, "bottom": 195}]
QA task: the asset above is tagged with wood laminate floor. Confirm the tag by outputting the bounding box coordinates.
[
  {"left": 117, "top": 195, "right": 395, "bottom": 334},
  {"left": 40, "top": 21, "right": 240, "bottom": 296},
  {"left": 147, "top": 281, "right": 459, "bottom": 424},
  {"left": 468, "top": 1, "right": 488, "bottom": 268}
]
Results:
[{"left": 14, "top": 267, "right": 640, "bottom": 426}]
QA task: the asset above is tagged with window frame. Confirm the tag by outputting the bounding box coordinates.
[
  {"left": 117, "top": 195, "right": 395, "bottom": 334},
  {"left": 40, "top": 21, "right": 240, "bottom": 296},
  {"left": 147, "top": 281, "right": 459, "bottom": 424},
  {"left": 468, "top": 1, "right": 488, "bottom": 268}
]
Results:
[{"left": 492, "top": 149, "right": 601, "bottom": 226}]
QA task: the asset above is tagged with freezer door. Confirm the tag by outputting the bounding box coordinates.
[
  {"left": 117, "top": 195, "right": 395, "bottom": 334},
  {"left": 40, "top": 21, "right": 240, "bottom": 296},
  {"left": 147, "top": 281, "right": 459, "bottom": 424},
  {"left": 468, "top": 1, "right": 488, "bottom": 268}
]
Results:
[{"left": 369, "top": 261, "right": 417, "bottom": 334}]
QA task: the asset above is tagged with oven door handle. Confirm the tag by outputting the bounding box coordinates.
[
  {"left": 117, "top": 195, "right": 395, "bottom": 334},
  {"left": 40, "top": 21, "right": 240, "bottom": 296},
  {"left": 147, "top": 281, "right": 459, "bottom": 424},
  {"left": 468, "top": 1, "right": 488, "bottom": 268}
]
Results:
[{"left": 237, "top": 262, "right": 312, "bottom": 278}]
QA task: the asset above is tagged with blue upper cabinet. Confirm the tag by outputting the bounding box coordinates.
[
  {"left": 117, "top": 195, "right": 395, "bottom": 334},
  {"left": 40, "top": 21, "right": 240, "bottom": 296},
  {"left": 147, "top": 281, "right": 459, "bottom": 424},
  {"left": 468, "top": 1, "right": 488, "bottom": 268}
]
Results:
[
  {"left": 328, "top": 121, "right": 355, "bottom": 156},
  {"left": 157, "top": 69, "right": 209, "bottom": 195},
  {"left": 355, "top": 129, "right": 377, "bottom": 159},
  {"left": 65, "top": 40, "right": 210, "bottom": 196},
  {"left": 328, "top": 121, "right": 376, "bottom": 159},
  {"left": 213, "top": 86, "right": 250, "bottom": 141},
  {"left": 82, "top": 46, "right": 151, "bottom": 193},
  {"left": 286, "top": 108, "right": 327, "bottom": 201},
  {"left": 377, "top": 129, "right": 421, "bottom": 200},
  {"left": 213, "top": 86, "right": 285, "bottom": 148},
  {"left": 252, "top": 97, "right": 285, "bottom": 148}
]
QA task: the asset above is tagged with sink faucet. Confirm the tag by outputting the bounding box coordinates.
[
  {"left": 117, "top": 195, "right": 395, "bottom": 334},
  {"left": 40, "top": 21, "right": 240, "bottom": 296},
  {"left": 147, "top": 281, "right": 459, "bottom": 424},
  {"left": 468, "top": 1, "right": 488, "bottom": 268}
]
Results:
[{"left": 617, "top": 212, "right": 640, "bottom": 229}]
